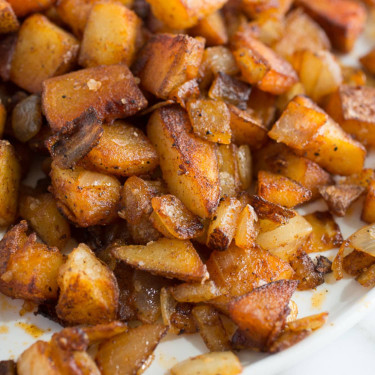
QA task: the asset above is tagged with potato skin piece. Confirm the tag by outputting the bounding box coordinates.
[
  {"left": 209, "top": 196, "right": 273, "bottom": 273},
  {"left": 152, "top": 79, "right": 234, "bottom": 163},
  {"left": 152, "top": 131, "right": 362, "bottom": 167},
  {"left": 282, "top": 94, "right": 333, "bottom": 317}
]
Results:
[
  {"left": 0, "top": 0, "right": 19, "bottom": 34},
  {"left": 42, "top": 64, "right": 147, "bottom": 133},
  {"left": 147, "top": 105, "right": 220, "bottom": 218}
]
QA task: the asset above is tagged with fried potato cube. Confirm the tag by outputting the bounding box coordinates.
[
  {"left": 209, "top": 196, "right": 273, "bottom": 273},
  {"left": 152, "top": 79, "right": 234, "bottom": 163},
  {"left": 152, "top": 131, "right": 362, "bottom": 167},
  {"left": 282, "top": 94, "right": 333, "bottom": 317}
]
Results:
[
  {"left": 274, "top": 9, "right": 330, "bottom": 60},
  {"left": 257, "top": 171, "right": 312, "bottom": 208},
  {"left": 304, "top": 211, "right": 343, "bottom": 253},
  {"left": 326, "top": 85, "right": 375, "bottom": 146},
  {"left": 170, "top": 351, "right": 242, "bottom": 375},
  {"left": 19, "top": 192, "right": 70, "bottom": 249},
  {"left": 0, "top": 221, "right": 64, "bottom": 302},
  {"left": 206, "top": 244, "right": 294, "bottom": 297},
  {"left": 268, "top": 329, "right": 310, "bottom": 353},
  {"left": 147, "top": 105, "right": 220, "bottom": 218},
  {"left": 341, "top": 65, "right": 366, "bottom": 86},
  {"left": 7, "top": 0, "right": 55, "bottom": 17},
  {"left": 234, "top": 204, "right": 258, "bottom": 249},
  {"left": 133, "top": 34, "right": 204, "bottom": 99},
  {"left": 186, "top": 98, "right": 231, "bottom": 144},
  {"left": 268, "top": 95, "right": 366, "bottom": 176},
  {"left": 342, "top": 250, "right": 375, "bottom": 276},
  {"left": 0, "top": 0, "right": 19, "bottom": 33},
  {"left": 170, "top": 280, "right": 222, "bottom": 303},
  {"left": 57, "top": 243, "right": 119, "bottom": 325},
  {"left": 360, "top": 48, "right": 375, "bottom": 75},
  {"left": 42, "top": 64, "right": 147, "bottom": 133},
  {"left": 229, "top": 280, "right": 298, "bottom": 351},
  {"left": 111, "top": 238, "right": 209, "bottom": 282},
  {"left": 296, "top": 0, "right": 366, "bottom": 52},
  {"left": 10, "top": 14, "right": 79, "bottom": 94},
  {"left": 217, "top": 144, "right": 241, "bottom": 197},
  {"left": 232, "top": 28, "right": 298, "bottom": 95},
  {"left": 241, "top": 0, "right": 292, "bottom": 19},
  {"left": 150, "top": 194, "right": 204, "bottom": 240},
  {"left": 146, "top": 0, "right": 227, "bottom": 29},
  {"left": 96, "top": 324, "right": 168, "bottom": 375},
  {"left": 291, "top": 50, "right": 342, "bottom": 102},
  {"left": 50, "top": 163, "right": 121, "bottom": 227},
  {"left": 79, "top": 2, "right": 140, "bottom": 67},
  {"left": 0, "top": 140, "right": 21, "bottom": 226},
  {"left": 356, "top": 263, "right": 375, "bottom": 288},
  {"left": 236, "top": 145, "right": 252, "bottom": 191},
  {"left": 362, "top": 180, "right": 375, "bottom": 223}
]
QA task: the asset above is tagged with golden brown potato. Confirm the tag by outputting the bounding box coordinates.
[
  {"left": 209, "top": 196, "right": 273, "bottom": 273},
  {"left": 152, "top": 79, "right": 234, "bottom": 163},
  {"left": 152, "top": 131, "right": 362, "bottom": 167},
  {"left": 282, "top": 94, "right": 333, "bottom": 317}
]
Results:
[
  {"left": 338, "top": 169, "right": 375, "bottom": 191},
  {"left": 147, "top": 105, "right": 220, "bottom": 218},
  {"left": 56, "top": 243, "right": 119, "bottom": 325},
  {"left": 296, "top": 0, "right": 366, "bottom": 52},
  {"left": 0, "top": 101, "right": 5, "bottom": 138},
  {"left": 0, "top": 140, "right": 21, "bottom": 226},
  {"left": 170, "top": 280, "right": 222, "bottom": 303},
  {"left": 50, "top": 162, "right": 121, "bottom": 227},
  {"left": 186, "top": 98, "right": 231, "bottom": 144},
  {"left": 0, "top": 221, "right": 64, "bottom": 302},
  {"left": 362, "top": 180, "right": 375, "bottom": 223},
  {"left": 79, "top": 2, "right": 140, "bottom": 67},
  {"left": 229, "top": 280, "right": 298, "bottom": 351},
  {"left": 342, "top": 250, "right": 375, "bottom": 277},
  {"left": 133, "top": 34, "right": 204, "bottom": 99},
  {"left": 232, "top": 26, "right": 299, "bottom": 95},
  {"left": 112, "top": 238, "right": 209, "bottom": 282},
  {"left": 360, "top": 48, "right": 375, "bottom": 75},
  {"left": 146, "top": 0, "right": 227, "bottom": 29},
  {"left": 19, "top": 192, "right": 70, "bottom": 249},
  {"left": 236, "top": 145, "right": 252, "bottom": 191},
  {"left": 257, "top": 171, "right": 312, "bottom": 208},
  {"left": 341, "top": 65, "right": 366, "bottom": 86},
  {"left": 356, "top": 263, "right": 375, "bottom": 288},
  {"left": 268, "top": 329, "right": 310, "bottom": 353},
  {"left": 234, "top": 204, "right": 258, "bottom": 249},
  {"left": 8, "top": 0, "right": 55, "bottom": 17},
  {"left": 268, "top": 95, "right": 366, "bottom": 176},
  {"left": 286, "top": 312, "right": 328, "bottom": 332},
  {"left": 0, "top": 0, "right": 19, "bottom": 33},
  {"left": 150, "top": 194, "right": 204, "bottom": 240},
  {"left": 168, "top": 79, "right": 200, "bottom": 108},
  {"left": 10, "top": 14, "right": 79, "bottom": 94},
  {"left": 241, "top": 0, "right": 292, "bottom": 19},
  {"left": 42, "top": 64, "right": 147, "bottom": 133}
]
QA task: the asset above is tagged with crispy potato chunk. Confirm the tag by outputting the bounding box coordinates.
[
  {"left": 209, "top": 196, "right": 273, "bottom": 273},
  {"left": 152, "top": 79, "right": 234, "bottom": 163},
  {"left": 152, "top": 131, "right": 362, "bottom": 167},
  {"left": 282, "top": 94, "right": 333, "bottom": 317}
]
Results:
[
  {"left": 234, "top": 204, "right": 258, "bottom": 249},
  {"left": 150, "top": 194, "right": 204, "bottom": 240},
  {"left": 187, "top": 98, "right": 231, "bottom": 144},
  {"left": 360, "top": 48, "right": 375, "bottom": 75},
  {"left": 57, "top": 243, "right": 119, "bottom": 325},
  {"left": 0, "top": 140, "right": 21, "bottom": 226},
  {"left": 133, "top": 34, "right": 204, "bottom": 99},
  {"left": 147, "top": 105, "right": 220, "bottom": 218},
  {"left": 146, "top": 0, "right": 227, "bottom": 29},
  {"left": 170, "top": 280, "right": 222, "bottom": 303},
  {"left": 338, "top": 169, "right": 375, "bottom": 191},
  {"left": 241, "top": 0, "right": 292, "bottom": 19},
  {"left": 112, "top": 238, "right": 209, "bottom": 282},
  {"left": 268, "top": 95, "right": 366, "bottom": 176},
  {"left": 229, "top": 280, "right": 298, "bottom": 351},
  {"left": 257, "top": 171, "right": 312, "bottom": 208},
  {"left": 50, "top": 163, "right": 121, "bottom": 227},
  {"left": 170, "top": 351, "right": 242, "bottom": 375},
  {"left": 362, "top": 180, "right": 375, "bottom": 223},
  {"left": 96, "top": 324, "right": 168, "bottom": 375},
  {"left": 236, "top": 145, "right": 252, "bottom": 191},
  {"left": 286, "top": 312, "right": 328, "bottom": 332},
  {"left": 232, "top": 27, "right": 298, "bottom": 95},
  {"left": 342, "top": 250, "right": 375, "bottom": 276},
  {"left": 10, "top": 14, "right": 79, "bottom": 94},
  {"left": 217, "top": 144, "right": 241, "bottom": 197},
  {"left": 356, "top": 264, "right": 375, "bottom": 288},
  {"left": 0, "top": 0, "right": 19, "bottom": 33},
  {"left": 79, "top": 2, "right": 140, "bottom": 67},
  {"left": 296, "top": 0, "right": 366, "bottom": 52},
  {"left": 7, "top": 0, "right": 55, "bottom": 17},
  {"left": 42, "top": 64, "right": 147, "bottom": 133},
  {"left": 269, "top": 329, "right": 310, "bottom": 353},
  {"left": 0, "top": 221, "right": 64, "bottom": 302}
]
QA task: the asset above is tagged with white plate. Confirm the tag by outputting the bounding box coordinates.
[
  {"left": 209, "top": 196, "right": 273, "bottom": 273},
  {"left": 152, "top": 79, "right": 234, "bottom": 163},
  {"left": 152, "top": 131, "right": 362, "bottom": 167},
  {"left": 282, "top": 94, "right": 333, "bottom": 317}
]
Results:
[{"left": 1, "top": 29, "right": 375, "bottom": 375}]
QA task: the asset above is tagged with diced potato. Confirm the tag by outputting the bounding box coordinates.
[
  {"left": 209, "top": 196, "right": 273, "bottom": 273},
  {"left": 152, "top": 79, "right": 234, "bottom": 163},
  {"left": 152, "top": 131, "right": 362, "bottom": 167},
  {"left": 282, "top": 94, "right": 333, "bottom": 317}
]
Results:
[
  {"left": 268, "top": 95, "right": 366, "bottom": 176},
  {"left": 150, "top": 194, "right": 204, "bottom": 240},
  {"left": 146, "top": 0, "right": 227, "bottom": 29},
  {"left": 168, "top": 79, "right": 200, "bottom": 108},
  {"left": 7, "top": 0, "right": 55, "bottom": 17},
  {"left": 50, "top": 163, "right": 121, "bottom": 227},
  {"left": 234, "top": 204, "right": 258, "bottom": 249},
  {"left": 19, "top": 192, "right": 70, "bottom": 249},
  {"left": 133, "top": 34, "right": 204, "bottom": 100},
  {"left": 362, "top": 180, "right": 375, "bottom": 223},
  {"left": 160, "top": 287, "right": 179, "bottom": 334},
  {"left": 274, "top": 9, "right": 330, "bottom": 60},
  {"left": 0, "top": 32, "right": 16, "bottom": 81},
  {"left": 147, "top": 105, "right": 220, "bottom": 218},
  {"left": 341, "top": 65, "right": 366, "bottom": 86},
  {"left": 356, "top": 263, "right": 375, "bottom": 288},
  {"left": 326, "top": 85, "right": 375, "bottom": 146},
  {"left": 0, "top": 140, "right": 21, "bottom": 226},
  {"left": 246, "top": 16, "right": 285, "bottom": 46},
  {"left": 111, "top": 238, "right": 209, "bottom": 282},
  {"left": 257, "top": 171, "right": 312, "bottom": 208},
  {"left": 339, "top": 169, "right": 375, "bottom": 191},
  {"left": 236, "top": 145, "right": 252, "bottom": 191},
  {"left": 170, "top": 280, "right": 222, "bottom": 303},
  {"left": 342, "top": 249, "right": 375, "bottom": 276},
  {"left": 206, "top": 244, "right": 294, "bottom": 297},
  {"left": 10, "top": 14, "right": 79, "bottom": 94},
  {"left": 360, "top": 48, "right": 375, "bottom": 75},
  {"left": 304, "top": 211, "right": 343, "bottom": 253},
  {"left": 229, "top": 280, "right": 298, "bottom": 351},
  {"left": 286, "top": 312, "right": 328, "bottom": 332},
  {"left": 0, "top": 101, "right": 5, "bottom": 138},
  {"left": 170, "top": 351, "right": 242, "bottom": 375},
  {"left": 291, "top": 50, "right": 342, "bottom": 102},
  {"left": 0, "top": 0, "right": 19, "bottom": 33},
  {"left": 79, "top": 2, "right": 140, "bottom": 67},
  {"left": 96, "top": 324, "right": 168, "bottom": 375},
  {"left": 42, "top": 64, "right": 147, "bottom": 133},
  {"left": 170, "top": 302, "right": 197, "bottom": 334},
  {"left": 241, "top": 0, "right": 292, "bottom": 19},
  {"left": 232, "top": 27, "right": 298, "bottom": 95},
  {"left": 57, "top": 243, "right": 119, "bottom": 325},
  {"left": 189, "top": 10, "right": 228, "bottom": 46},
  {"left": 192, "top": 305, "right": 231, "bottom": 351},
  {"left": 269, "top": 329, "right": 310, "bottom": 353},
  {"left": 186, "top": 98, "right": 231, "bottom": 144},
  {"left": 296, "top": 0, "right": 366, "bottom": 52},
  {"left": 206, "top": 196, "right": 242, "bottom": 251},
  {"left": 247, "top": 87, "right": 276, "bottom": 128}
]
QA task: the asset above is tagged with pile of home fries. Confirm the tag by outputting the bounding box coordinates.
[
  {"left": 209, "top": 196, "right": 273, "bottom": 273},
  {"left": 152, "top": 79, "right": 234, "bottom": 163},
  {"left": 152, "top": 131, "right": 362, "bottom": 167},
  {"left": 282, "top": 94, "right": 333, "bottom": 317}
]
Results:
[{"left": 1, "top": 0, "right": 375, "bottom": 373}]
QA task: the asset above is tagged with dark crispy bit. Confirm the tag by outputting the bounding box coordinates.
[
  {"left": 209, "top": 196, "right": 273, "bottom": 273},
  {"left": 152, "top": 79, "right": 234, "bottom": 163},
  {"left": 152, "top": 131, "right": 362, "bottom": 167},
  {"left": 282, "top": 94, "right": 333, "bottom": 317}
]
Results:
[
  {"left": 0, "top": 360, "right": 17, "bottom": 375},
  {"left": 342, "top": 250, "right": 375, "bottom": 276},
  {"left": 356, "top": 264, "right": 375, "bottom": 288},
  {"left": 315, "top": 255, "right": 332, "bottom": 274}
]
